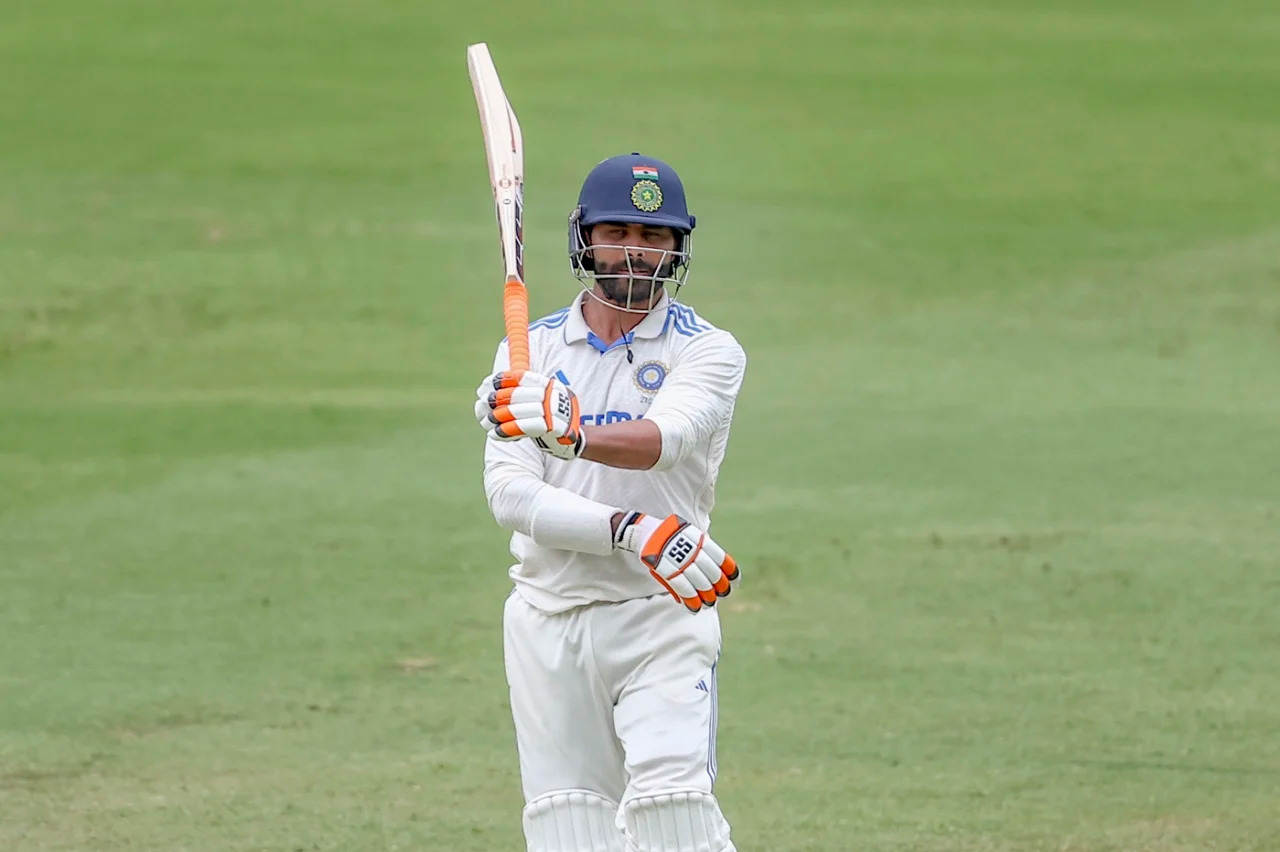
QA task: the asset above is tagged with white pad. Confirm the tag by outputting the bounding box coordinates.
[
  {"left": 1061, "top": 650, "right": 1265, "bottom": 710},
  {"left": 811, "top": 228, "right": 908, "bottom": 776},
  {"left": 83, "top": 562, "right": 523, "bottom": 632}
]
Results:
[
  {"left": 523, "top": 789, "right": 625, "bottom": 852},
  {"left": 622, "top": 791, "right": 735, "bottom": 852}
]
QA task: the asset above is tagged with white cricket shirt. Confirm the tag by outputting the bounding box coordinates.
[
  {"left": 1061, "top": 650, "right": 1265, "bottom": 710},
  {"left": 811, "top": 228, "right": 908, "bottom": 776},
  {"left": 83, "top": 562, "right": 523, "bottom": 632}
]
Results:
[{"left": 482, "top": 291, "right": 747, "bottom": 614}]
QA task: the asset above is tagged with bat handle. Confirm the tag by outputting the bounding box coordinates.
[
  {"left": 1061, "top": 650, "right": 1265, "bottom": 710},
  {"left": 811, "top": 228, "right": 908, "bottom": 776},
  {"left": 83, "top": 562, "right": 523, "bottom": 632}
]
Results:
[{"left": 503, "top": 277, "right": 531, "bottom": 371}]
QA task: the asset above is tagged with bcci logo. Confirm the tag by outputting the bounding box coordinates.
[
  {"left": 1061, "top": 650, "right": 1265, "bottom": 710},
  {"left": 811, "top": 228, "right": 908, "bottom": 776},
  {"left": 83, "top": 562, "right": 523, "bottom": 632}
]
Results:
[
  {"left": 630, "top": 180, "right": 663, "bottom": 213},
  {"left": 633, "top": 360, "right": 668, "bottom": 393}
]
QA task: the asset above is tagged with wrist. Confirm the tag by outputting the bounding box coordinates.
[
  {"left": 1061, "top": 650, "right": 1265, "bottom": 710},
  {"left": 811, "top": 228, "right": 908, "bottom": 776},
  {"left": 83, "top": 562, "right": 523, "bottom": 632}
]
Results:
[{"left": 612, "top": 511, "right": 658, "bottom": 553}]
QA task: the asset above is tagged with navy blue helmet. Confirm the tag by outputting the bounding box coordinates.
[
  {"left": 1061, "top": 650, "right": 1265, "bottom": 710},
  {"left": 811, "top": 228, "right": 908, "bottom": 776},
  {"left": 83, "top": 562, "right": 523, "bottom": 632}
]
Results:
[{"left": 568, "top": 153, "right": 696, "bottom": 310}]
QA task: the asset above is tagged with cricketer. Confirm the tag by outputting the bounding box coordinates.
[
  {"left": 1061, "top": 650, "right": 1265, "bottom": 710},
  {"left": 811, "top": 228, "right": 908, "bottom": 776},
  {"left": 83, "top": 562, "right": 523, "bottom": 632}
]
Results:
[{"left": 474, "top": 152, "right": 748, "bottom": 852}]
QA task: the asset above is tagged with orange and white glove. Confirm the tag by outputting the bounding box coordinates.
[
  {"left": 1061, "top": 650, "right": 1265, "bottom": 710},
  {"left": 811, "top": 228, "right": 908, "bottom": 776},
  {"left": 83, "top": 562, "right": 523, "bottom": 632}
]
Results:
[
  {"left": 614, "top": 512, "right": 740, "bottom": 613},
  {"left": 474, "top": 370, "right": 585, "bottom": 459}
]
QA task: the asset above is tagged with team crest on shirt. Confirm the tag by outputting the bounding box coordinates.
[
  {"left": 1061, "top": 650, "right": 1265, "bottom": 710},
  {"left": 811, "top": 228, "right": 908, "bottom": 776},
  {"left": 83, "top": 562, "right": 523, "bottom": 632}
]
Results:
[{"left": 633, "top": 360, "right": 669, "bottom": 393}]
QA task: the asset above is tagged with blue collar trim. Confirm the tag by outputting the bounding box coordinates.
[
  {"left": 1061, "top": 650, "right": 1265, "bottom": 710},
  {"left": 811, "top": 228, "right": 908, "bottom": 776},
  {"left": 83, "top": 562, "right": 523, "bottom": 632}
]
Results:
[{"left": 585, "top": 330, "right": 635, "bottom": 354}]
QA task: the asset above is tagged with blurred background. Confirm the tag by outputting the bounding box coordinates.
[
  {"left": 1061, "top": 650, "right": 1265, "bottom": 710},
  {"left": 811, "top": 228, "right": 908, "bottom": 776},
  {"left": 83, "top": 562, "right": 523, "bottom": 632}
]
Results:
[{"left": 2, "top": 1, "right": 1278, "bottom": 849}]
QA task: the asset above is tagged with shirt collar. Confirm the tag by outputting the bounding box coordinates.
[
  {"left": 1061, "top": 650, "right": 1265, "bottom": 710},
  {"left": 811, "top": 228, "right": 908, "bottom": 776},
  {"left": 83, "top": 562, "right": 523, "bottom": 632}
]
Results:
[{"left": 563, "top": 290, "right": 671, "bottom": 345}]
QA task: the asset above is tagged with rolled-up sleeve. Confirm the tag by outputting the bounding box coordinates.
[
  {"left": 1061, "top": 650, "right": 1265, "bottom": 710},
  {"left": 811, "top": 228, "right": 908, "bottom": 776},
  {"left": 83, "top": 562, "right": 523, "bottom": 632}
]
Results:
[{"left": 643, "top": 331, "right": 747, "bottom": 471}]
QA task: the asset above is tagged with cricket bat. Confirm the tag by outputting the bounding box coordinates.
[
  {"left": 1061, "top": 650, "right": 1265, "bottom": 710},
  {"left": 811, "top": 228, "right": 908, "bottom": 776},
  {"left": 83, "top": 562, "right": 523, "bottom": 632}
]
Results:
[{"left": 466, "top": 42, "right": 529, "bottom": 371}]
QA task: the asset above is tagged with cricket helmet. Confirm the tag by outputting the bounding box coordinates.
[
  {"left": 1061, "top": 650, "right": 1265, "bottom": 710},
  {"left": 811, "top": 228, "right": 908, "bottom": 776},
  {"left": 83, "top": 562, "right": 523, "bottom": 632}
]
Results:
[{"left": 568, "top": 152, "right": 697, "bottom": 310}]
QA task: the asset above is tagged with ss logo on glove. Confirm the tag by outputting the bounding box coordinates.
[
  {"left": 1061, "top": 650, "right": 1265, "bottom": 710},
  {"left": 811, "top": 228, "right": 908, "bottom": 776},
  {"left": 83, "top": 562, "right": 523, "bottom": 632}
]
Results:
[
  {"left": 666, "top": 536, "right": 696, "bottom": 563},
  {"left": 556, "top": 392, "right": 574, "bottom": 420}
]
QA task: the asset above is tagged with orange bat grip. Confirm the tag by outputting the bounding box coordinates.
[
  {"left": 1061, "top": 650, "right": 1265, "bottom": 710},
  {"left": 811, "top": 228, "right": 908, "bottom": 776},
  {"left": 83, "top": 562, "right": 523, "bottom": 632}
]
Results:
[{"left": 503, "top": 278, "right": 531, "bottom": 371}]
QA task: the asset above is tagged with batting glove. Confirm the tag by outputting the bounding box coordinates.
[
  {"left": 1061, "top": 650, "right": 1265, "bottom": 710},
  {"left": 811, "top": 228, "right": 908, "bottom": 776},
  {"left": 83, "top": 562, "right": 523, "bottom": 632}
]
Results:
[
  {"left": 474, "top": 370, "right": 585, "bottom": 459},
  {"left": 615, "top": 512, "right": 740, "bottom": 613}
]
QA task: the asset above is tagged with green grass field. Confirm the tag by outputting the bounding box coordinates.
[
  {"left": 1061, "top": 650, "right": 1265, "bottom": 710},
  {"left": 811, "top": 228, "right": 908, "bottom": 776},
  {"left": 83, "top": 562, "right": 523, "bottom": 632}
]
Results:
[{"left": 3, "top": 1, "right": 1280, "bottom": 849}]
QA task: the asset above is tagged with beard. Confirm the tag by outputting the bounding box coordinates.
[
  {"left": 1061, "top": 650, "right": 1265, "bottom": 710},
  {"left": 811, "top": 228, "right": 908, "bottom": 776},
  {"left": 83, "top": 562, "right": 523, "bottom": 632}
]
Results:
[{"left": 593, "top": 259, "right": 669, "bottom": 308}]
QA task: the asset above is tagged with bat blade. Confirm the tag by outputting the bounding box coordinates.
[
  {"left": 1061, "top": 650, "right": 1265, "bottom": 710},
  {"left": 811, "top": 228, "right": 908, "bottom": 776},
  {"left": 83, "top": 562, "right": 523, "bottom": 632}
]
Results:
[{"left": 467, "top": 42, "right": 530, "bottom": 370}]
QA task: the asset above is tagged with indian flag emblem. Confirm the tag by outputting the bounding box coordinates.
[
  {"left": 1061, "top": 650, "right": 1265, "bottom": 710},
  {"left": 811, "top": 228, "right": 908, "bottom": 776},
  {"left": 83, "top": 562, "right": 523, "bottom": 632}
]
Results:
[{"left": 632, "top": 165, "right": 659, "bottom": 180}]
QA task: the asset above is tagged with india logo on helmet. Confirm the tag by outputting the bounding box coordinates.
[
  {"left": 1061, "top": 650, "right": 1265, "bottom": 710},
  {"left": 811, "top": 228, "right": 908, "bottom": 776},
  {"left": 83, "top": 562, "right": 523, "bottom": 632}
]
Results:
[{"left": 630, "top": 180, "right": 663, "bottom": 213}]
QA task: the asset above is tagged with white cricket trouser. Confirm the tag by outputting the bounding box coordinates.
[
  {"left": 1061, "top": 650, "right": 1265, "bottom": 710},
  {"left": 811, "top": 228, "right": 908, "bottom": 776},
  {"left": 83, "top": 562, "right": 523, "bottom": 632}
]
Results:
[{"left": 503, "top": 590, "right": 722, "bottom": 806}]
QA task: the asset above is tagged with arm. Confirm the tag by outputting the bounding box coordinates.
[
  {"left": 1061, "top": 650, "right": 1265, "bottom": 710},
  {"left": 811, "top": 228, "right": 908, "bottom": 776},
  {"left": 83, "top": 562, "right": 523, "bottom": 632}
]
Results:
[
  {"left": 571, "top": 331, "right": 748, "bottom": 471},
  {"left": 476, "top": 341, "right": 744, "bottom": 612},
  {"left": 480, "top": 340, "right": 622, "bottom": 555},
  {"left": 483, "top": 436, "right": 623, "bottom": 555},
  {"left": 485, "top": 440, "right": 740, "bottom": 612},
  {"left": 580, "top": 419, "right": 663, "bottom": 470},
  {"left": 643, "top": 331, "right": 747, "bottom": 471},
  {"left": 479, "top": 331, "right": 746, "bottom": 470}
]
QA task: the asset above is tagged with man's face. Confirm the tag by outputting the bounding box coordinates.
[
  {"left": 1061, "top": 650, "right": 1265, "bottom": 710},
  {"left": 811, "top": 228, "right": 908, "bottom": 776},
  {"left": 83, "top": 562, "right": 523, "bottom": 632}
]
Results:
[{"left": 587, "top": 222, "right": 678, "bottom": 307}]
